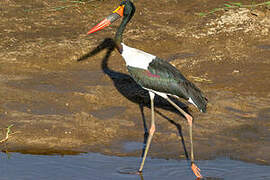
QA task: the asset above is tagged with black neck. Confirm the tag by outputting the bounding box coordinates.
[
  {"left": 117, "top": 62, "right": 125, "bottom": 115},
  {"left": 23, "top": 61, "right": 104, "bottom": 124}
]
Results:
[{"left": 114, "top": 9, "right": 134, "bottom": 53}]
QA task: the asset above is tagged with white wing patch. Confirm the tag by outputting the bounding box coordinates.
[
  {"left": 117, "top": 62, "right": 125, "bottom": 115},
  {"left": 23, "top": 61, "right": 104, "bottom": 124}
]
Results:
[
  {"left": 188, "top": 97, "right": 198, "bottom": 108},
  {"left": 121, "top": 43, "right": 156, "bottom": 70}
]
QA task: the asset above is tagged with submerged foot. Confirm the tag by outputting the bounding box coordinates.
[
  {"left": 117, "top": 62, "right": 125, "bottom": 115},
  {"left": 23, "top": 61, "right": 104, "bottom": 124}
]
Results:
[
  {"left": 191, "top": 163, "right": 203, "bottom": 178},
  {"left": 117, "top": 167, "right": 142, "bottom": 175}
]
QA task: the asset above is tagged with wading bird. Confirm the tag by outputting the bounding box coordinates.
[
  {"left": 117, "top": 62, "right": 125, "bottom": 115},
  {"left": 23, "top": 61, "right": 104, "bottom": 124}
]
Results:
[{"left": 87, "top": 0, "right": 207, "bottom": 178}]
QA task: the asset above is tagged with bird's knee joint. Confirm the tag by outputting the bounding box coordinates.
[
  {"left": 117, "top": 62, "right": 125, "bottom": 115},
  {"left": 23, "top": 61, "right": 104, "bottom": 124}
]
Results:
[
  {"left": 149, "top": 125, "right": 155, "bottom": 135},
  {"left": 186, "top": 115, "right": 193, "bottom": 127}
]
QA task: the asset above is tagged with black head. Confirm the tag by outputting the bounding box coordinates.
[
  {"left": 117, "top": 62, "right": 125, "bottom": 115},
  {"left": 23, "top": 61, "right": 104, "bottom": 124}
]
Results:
[
  {"left": 87, "top": 0, "right": 136, "bottom": 34},
  {"left": 120, "top": 0, "right": 136, "bottom": 18}
]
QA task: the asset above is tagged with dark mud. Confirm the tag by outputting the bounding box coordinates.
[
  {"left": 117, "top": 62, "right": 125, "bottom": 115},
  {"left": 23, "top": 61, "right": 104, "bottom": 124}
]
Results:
[{"left": 1, "top": 0, "right": 270, "bottom": 167}]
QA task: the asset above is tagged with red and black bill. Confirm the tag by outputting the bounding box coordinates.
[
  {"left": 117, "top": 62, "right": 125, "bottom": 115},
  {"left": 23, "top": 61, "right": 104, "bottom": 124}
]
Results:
[{"left": 87, "top": 5, "right": 124, "bottom": 34}]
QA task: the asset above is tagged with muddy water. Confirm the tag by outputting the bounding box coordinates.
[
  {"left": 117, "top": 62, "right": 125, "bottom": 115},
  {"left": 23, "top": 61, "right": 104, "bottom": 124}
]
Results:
[{"left": 1, "top": 152, "right": 270, "bottom": 180}]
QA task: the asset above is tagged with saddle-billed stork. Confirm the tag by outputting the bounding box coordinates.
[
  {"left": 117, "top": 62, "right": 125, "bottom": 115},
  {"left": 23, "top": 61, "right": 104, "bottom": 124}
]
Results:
[{"left": 87, "top": 0, "right": 207, "bottom": 178}]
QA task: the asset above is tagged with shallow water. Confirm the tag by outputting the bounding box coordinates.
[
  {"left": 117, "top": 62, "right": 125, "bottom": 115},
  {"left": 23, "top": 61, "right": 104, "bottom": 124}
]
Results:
[{"left": 1, "top": 152, "right": 270, "bottom": 180}]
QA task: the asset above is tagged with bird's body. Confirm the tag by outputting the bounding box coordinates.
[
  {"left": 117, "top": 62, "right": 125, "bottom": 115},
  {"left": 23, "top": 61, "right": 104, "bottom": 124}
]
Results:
[
  {"left": 87, "top": 0, "right": 206, "bottom": 178},
  {"left": 121, "top": 42, "right": 207, "bottom": 112}
]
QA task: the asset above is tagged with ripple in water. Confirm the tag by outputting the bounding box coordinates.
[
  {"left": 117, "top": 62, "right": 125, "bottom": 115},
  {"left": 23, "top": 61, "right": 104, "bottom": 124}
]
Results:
[{"left": 1, "top": 152, "right": 270, "bottom": 180}]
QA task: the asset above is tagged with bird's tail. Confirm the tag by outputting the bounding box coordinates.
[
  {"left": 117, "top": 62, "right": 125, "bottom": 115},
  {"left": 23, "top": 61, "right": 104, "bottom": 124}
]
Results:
[
  {"left": 185, "top": 82, "right": 208, "bottom": 113},
  {"left": 190, "top": 93, "right": 208, "bottom": 113}
]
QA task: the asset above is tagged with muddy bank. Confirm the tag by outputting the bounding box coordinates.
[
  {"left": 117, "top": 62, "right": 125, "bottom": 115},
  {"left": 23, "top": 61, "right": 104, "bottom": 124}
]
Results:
[{"left": 1, "top": 0, "right": 270, "bottom": 165}]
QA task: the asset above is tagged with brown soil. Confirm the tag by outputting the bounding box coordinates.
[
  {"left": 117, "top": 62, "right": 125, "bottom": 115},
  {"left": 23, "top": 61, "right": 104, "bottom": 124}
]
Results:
[{"left": 1, "top": 0, "right": 270, "bottom": 165}]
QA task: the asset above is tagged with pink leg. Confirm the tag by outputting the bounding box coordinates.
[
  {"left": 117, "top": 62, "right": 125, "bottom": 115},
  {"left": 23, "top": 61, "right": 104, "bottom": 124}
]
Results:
[
  {"left": 164, "top": 96, "right": 203, "bottom": 178},
  {"left": 138, "top": 91, "right": 155, "bottom": 173}
]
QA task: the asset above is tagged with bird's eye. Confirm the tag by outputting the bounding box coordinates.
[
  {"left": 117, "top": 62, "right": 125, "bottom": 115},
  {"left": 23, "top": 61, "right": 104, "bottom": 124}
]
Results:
[{"left": 120, "top": 0, "right": 126, "bottom": 6}]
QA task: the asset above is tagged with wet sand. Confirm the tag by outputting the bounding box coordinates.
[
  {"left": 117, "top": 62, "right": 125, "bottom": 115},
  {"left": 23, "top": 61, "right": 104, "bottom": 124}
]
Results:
[{"left": 0, "top": 0, "right": 270, "bottom": 166}]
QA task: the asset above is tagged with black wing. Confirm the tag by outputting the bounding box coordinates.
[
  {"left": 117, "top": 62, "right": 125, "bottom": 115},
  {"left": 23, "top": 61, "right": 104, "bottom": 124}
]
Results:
[{"left": 127, "top": 57, "right": 207, "bottom": 112}]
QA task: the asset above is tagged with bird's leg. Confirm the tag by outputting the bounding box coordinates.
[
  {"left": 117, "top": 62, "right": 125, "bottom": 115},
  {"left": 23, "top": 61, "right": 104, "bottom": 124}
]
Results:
[
  {"left": 139, "top": 104, "right": 149, "bottom": 153},
  {"left": 164, "top": 96, "right": 202, "bottom": 178},
  {"left": 138, "top": 91, "right": 155, "bottom": 173}
]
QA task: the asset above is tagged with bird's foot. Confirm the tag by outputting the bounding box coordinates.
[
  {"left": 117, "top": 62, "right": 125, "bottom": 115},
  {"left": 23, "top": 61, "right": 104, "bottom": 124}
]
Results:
[{"left": 191, "top": 162, "right": 203, "bottom": 178}]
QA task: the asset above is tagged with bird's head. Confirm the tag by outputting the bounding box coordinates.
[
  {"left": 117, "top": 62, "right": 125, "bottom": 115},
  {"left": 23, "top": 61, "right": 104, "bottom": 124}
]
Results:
[{"left": 87, "top": 0, "right": 135, "bottom": 35}]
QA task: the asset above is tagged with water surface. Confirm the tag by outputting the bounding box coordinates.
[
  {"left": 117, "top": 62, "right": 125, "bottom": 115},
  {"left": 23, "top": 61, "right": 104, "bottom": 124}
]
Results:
[{"left": 1, "top": 152, "right": 270, "bottom": 180}]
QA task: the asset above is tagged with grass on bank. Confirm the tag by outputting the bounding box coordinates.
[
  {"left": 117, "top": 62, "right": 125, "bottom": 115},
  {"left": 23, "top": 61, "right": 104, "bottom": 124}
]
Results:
[
  {"left": 0, "top": 125, "right": 14, "bottom": 144},
  {"left": 197, "top": 1, "right": 270, "bottom": 17}
]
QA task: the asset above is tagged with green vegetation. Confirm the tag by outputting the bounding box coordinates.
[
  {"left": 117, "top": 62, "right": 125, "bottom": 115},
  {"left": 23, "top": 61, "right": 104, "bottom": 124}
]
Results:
[
  {"left": 197, "top": 1, "right": 270, "bottom": 17},
  {"left": 24, "top": 0, "right": 99, "bottom": 12},
  {"left": 0, "top": 124, "right": 14, "bottom": 144}
]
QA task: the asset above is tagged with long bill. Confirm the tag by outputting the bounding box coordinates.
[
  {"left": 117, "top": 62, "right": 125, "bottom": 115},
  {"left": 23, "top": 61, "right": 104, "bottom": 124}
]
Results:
[{"left": 87, "top": 5, "right": 124, "bottom": 34}]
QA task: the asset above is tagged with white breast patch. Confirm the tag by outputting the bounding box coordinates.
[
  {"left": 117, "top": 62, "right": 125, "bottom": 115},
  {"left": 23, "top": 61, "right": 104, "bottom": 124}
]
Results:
[{"left": 121, "top": 43, "right": 156, "bottom": 70}]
